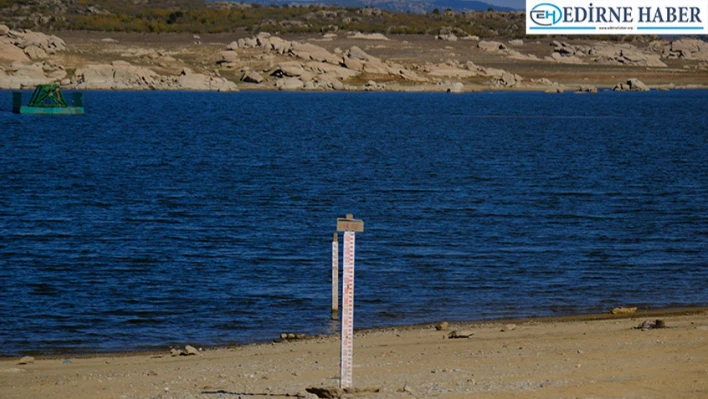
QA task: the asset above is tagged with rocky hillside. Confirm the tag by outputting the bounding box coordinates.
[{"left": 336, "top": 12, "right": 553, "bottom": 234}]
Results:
[
  {"left": 231, "top": 0, "right": 519, "bottom": 14},
  {"left": 0, "top": 0, "right": 527, "bottom": 37},
  {"left": 2, "top": 22, "right": 707, "bottom": 93}
]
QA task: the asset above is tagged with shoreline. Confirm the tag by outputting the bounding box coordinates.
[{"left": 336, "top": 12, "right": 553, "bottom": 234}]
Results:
[
  {"left": 3, "top": 28, "right": 707, "bottom": 93},
  {"left": 2, "top": 308, "right": 706, "bottom": 399},
  {"left": 4, "top": 306, "right": 707, "bottom": 359}
]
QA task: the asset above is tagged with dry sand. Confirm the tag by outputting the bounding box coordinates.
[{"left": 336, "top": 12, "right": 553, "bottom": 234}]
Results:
[{"left": 2, "top": 309, "right": 707, "bottom": 399}]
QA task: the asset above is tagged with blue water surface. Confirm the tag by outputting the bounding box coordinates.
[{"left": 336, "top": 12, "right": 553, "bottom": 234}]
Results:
[{"left": 1, "top": 90, "right": 706, "bottom": 355}]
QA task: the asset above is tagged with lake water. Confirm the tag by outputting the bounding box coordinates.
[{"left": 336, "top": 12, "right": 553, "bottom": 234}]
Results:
[{"left": 1, "top": 90, "right": 706, "bottom": 355}]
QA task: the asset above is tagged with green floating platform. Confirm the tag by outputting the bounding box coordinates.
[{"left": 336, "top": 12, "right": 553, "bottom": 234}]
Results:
[
  {"left": 16, "top": 105, "right": 85, "bottom": 115},
  {"left": 13, "top": 84, "right": 85, "bottom": 115}
]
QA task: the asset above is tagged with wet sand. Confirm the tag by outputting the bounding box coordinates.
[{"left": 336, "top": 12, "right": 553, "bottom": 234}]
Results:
[{"left": 2, "top": 308, "right": 707, "bottom": 399}]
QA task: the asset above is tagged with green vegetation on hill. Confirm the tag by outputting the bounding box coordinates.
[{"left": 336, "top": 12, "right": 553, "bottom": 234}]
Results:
[{"left": 0, "top": 0, "right": 526, "bottom": 37}]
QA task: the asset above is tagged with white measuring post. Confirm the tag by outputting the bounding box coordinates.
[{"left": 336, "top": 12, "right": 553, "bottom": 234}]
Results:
[
  {"left": 332, "top": 233, "right": 339, "bottom": 319},
  {"left": 336, "top": 214, "right": 364, "bottom": 389}
]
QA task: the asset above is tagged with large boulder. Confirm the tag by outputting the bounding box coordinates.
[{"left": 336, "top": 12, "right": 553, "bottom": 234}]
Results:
[
  {"left": 74, "top": 64, "right": 116, "bottom": 89},
  {"left": 74, "top": 62, "right": 160, "bottom": 90},
  {"left": 174, "top": 68, "right": 238, "bottom": 91},
  {"left": 304, "top": 61, "right": 357, "bottom": 80},
  {"left": 225, "top": 41, "right": 240, "bottom": 51},
  {"left": 314, "top": 75, "right": 345, "bottom": 90},
  {"left": 361, "top": 59, "right": 389, "bottom": 74},
  {"left": 663, "top": 38, "right": 708, "bottom": 60},
  {"left": 613, "top": 78, "right": 650, "bottom": 91},
  {"left": 241, "top": 70, "right": 264, "bottom": 84},
  {"left": 267, "top": 36, "right": 291, "bottom": 54},
  {"left": 0, "top": 38, "right": 31, "bottom": 63},
  {"left": 219, "top": 50, "right": 239, "bottom": 63},
  {"left": 576, "top": 84, "right": 598, "bottom": 93},
  {"left": 670, "top": 38, "right": 703, "bottom": 53},
  {"left": 289, "top": 42, "right": 340, "bottom": 65},
  {"left": 478, "top": 41, "right": 507, "bottom": 52},
  {"left": 11, "top": 30, "right": 67, "bottom": 54},
  {"left": 618, "top": 49, "right": 667, "bottom": 67},
  {"left": 275, "top": 77, "right": 304, "bottom": 90},
  {"left": 347, "top": 46, "right": 375, "bottom": 62},
  {"left": 272, "top": 61, "right": 310, "bottom": 79},
  {"left": 493, "top": 71, "right": 522, "bottom": 87},
  {"left": 447, "top": 82, "right": 464, "bottom": 93},
  {"left": 435, "top": 33, "right": 457, "bottom": 41},
  {"left": 235, "top": 37, "right": 258, "bottom": 49},
  {"left": 0, "top": 62, "right": 52, "bottom": 89},
  {"left": 111, "top": 61, "right": 159, "bottom": 89},
  {"left": 342, "top": 56, "right": 363, "bottom": 71},
  {"left": 24, "top": 45, "right": 48, "bottom": 60}
]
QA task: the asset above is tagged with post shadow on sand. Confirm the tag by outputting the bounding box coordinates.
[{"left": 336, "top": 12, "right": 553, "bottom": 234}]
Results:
[{"left": 201, "top": 390, "right": 305, "bottom": 398}]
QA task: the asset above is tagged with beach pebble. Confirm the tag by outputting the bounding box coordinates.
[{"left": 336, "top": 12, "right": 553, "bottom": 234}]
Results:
[
  {"left": 185, "top": 345, "right": 199, "bottom": 356},
  {"left": 17, "top": 356, "right": 35, "bottom": 365},
  {"left": 435, "top": 322, "right": 449, "bottom": 331},
  {"left": 501, "top": 324, "right": 517, "bottom": 332}
]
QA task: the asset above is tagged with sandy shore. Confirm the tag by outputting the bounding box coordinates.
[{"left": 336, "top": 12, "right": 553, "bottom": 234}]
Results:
[{"left": 2, "top": 308, "right": 706, "bottom": 399}]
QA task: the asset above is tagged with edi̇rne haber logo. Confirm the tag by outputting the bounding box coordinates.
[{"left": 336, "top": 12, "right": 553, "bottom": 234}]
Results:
[{"left": 526, "top": 0, "right": 708, "bottom": 34}]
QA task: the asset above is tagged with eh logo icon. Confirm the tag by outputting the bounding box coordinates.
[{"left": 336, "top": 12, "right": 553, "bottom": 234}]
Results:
[{"left": 531, "top": 3, "right": 563, "bottom": 26}]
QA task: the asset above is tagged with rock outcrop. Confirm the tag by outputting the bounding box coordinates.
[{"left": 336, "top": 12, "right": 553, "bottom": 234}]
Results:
[
  {"left": 447, "top": 82, "right": 464, "bottom": 93},
  {"left": 478, "top": 41, "right": 507, "bottom": 52},
  {"left": 576, "top": 84, "right": 598, "bottom": 93},
  {"left": 663, "top": 39, "right": 708, "bottom": 60},
  {"left": 74, "top": 62, "right": 159, "bottom": 90},
  {"left": 0, "top": 61, "right": 65, "bottom": 89},
  {"left": 613, "top": 78, "right": 650, "bottom": 91},
  {"left": 0, "top": 38, "right": 31, "bottom": 63},
  {"left": 73, "top": 63, "right": 238, "bottom": 91},
  {"left": 226, "top": 34, "right": 429, "bottom": 89},
  {"left": 477, "top": 40, "right": 538, "bottom": 62},
  {"left": 241, "top": 70, "right": 264, "bottom": 84},
  {"left": 0, "top": 26, "right": 67, "bottom": 63},
  {"left": 275, "top": 76, "right": 304, "bottom": 90},
  {"left": 436, "top": 33, "right": 458, "bottom": 42},
  {"left": 174, "top": 67, "right": 238, "bottom": 91},
  {"left": 425, "top": 62, "right": 478, "bottom": 79},
  {"left": 0, "top": 27, "right": 67, "bottom": 62},
  {"left": 546, "top": 41, "right": 667, "bottom": 67}
]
